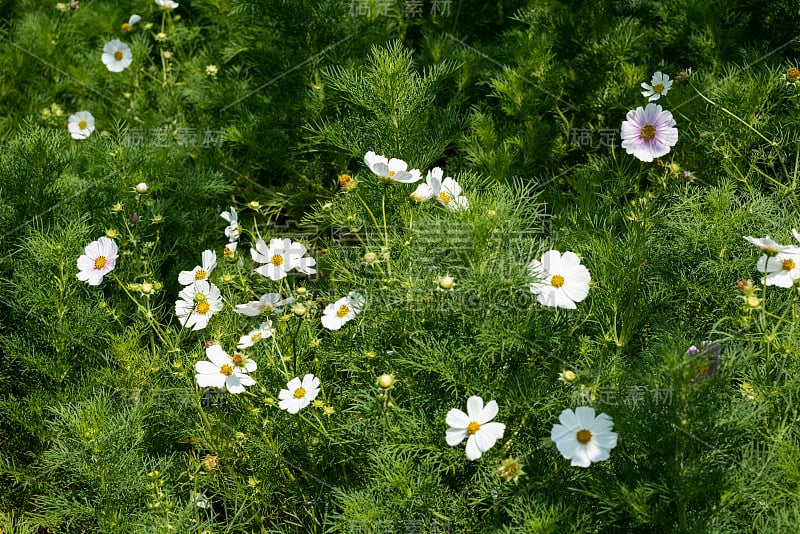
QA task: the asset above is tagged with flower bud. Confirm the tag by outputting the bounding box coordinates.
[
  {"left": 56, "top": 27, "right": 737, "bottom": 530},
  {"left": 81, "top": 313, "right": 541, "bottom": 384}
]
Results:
[
  {"left": 135, "top": 182, "right": 148, "bottom": 194},
  {"left": 293, "top": 303, "right": 307, "bottom": 316},
  {"left": 735, "top": 279, "right": 754, "bottom": 296},
  {"left": 438, "top": 275, "right": 455, "bottom": 290},
  {"left": 363, "top": 252, "right": 378, "bottom": 264},
  {"left": 105, "top": 228, "right": 119, "bottom": 239},
  {"left": 377, "top": 373, "right": 395, "bottom": 388},
  {"left": 746, "top": 295, "right": 761, "bottom": 309},
  {"left": 140, "top": 282, "right": 153, "bottom": 294},
  {"left": 338, "top": 173, "right": 356, "bottom": 191},
  {"left": 296, "top": 287, "right": 307, "bottom": 296}
]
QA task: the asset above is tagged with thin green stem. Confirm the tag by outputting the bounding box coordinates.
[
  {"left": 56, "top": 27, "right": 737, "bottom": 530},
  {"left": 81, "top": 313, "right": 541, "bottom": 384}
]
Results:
[{"left": 691, "top": 86, "right": 777, "bottom": 147}]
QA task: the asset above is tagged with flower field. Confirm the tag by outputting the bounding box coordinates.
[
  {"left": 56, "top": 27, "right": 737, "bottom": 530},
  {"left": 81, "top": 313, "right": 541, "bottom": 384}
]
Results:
[{"left": 1, "top": 1, "right": 800, "bottom": 532}]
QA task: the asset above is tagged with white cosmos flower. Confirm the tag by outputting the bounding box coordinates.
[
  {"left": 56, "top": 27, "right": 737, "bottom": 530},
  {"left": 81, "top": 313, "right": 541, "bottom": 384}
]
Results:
[
  {"left": 278, "top": 373, "right": 321, "bottom": 414},
  {"left": 551, "top": 406, "right": 617, "bottom": 468},
  {"left": 175, "top": 280, "right": 223, "bottom": 331},
  {"left": 122, "top": 14, "right": 141, "bottom": 31},
  {"left": 364, "top": 151, "right": 422, "bottom": 184},
  {"left": 195, "top": 342, "right": 255, "bottom": 394},
  {"left": 321, "top": 291, "right": 365, "bottom": 330},
  {"left": 410, "top": 167, "right": 468, "bottom": 210},
  {"left": 743, "top": 235, "right": 800, "bottom": 255},
  {"left": 101, "top": 39, "right": 132, "bottom": 72},
  {"left": 640, "top": 71, "right": 673, "bottom": 101},
  {"left": 235, "top": 293, "right": 295, "bottom": 316},
  {"left": 77, "top": 236, "right": 118, "bottom": 286},
  {"left": 155, "top": 0, "right": 179, "bottom": 9},
  {"left": 178, "top": 249, "right": 217, "bottom": 285},
  {"left": 68, "top": 111, "right": 95, "bottom": 140},
  {"left": 756, "top": 252, "right": 800, "bottom": 288},
  {"left": 445, "top": 396, "right": 506, "bottom": 461},
  {"left": 220, "top": 207, "right": 240, "bottom": 242},
  {"left": 237, "top": 321, "right": 274, "bottom": 349},
  {"left": 528, "top": 250, "right": 591, "bottom": 309},
  {"left": 251, "top": 238, "right": 316, "bottom": 280}
]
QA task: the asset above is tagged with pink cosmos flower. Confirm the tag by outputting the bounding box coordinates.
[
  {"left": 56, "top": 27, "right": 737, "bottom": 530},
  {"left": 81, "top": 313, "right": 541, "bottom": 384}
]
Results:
[{"left": 620, "top": 103, "right": 678, "bottom": 162}]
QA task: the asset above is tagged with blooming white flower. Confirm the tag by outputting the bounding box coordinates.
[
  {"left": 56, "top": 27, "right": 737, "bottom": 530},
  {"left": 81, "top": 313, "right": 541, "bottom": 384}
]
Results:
[
  {"left": 175, "top": 280, "right": 223, "bottom": 331},
  {"left": 191, "top": 491, "right": 210, "bottom": 509},
  {"left": 620, "top": 103, "right": 678, "bottom": 162},
  {"left": 220, "top": 207, "right": 240, "bottom": 242},
  {"left": 251, "top": 238, "right": 317, "bottom": 280},
  {"left": 223, "top": 241, "right": 238, "bottom": 259},
  {"left": 155, "top": 0, "right": 178, "bottom": 9},
  {"left": 743, "top": 235, "right": 800, "bottom": 255},
  {"left": 550, "top": 406, "right": 617, "bottom": 468},
  {"left": 122, "top": 14, "right": 141, "bottom": 31},
  {"left": 101, "top": 39, "right": 133, "bottom": 72},
  {"left": 77, "top": 236, "right": 118, "bottom": 286},
  {"left": 234, "top": 293, "right": 295, "bottom": 316},
  {"left": 641, "top": 71, "right": 673, "bottom": 101},
  {"left": 445, "top": 396, "right": 506, "bottom": 461},
  {"left": 237, "top": 321, "right": 274, "bottom": 349},
  {"left": 410, "top": 167, "right": 469, "bottom": 210},
  {"left": 195, "top": 342, "right": 255, "bottom": 394},
  {"left": 278, "top": 373, "right": 320, "bottom": 414},
  {"left": 178, "top": 250, "right": 217, "bottom": 286},
  {"left": 321, "top": 291, "right": 365, "bottom": 330},
  {"left": 364, "top": 151, "right": 422, "bottom": 184},
  {"left": 756, "top": 252, "right": 800, "bottom": 287},
  {"left": 528, "top": 250, "right": 591, "bottom": 309},
  {"left": 68, "top": 111, "right": 95, "bottom": 140}
]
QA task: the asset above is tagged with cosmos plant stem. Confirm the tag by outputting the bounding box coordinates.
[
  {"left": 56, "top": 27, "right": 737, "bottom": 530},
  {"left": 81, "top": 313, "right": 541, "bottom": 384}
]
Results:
[{"left": 690, "top": 86, "right": 777, "bottom": 147}]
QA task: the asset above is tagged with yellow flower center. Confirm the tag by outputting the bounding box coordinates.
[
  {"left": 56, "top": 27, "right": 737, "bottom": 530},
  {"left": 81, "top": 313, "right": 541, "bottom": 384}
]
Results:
[
  {"left": 220, "top": 364, "right": 233, "bottom": 376},
  {"left": 789, "top": 67, "right": 800, "bottom": 80},
  {"left": 223, "top": 247, "right": 234, "bottom": 258},
  {"left": 783, "top": 259, "right": 796, "bottom": 271},
  {"left": 195, "top": 269, "right": 207, "bottom": 280},
  {"left": 232, "top": 353, "right": 244, "bottom": 365},
  {"left": 439, "top": 191, "right": 451, "bottom": 204},
  {"left": 576, "top": 429, "right": 592, "bottom": 445},
  {"left": 640, "top": 124, "right": 656, "bottom": 140},
  {"left": 337, "top": 305, "right": 350, "bottom": 317},
  {"left": 78, "top": 120, "right": 88, "bottom": 130},
  {"left": 114, "top": 50, "right": 124, "bottom": 61},
  {"left": 271, "top": 254, "right": 284, "bottom": 266},
  {"left": 294, "top": 387, "right": 306, "bottom": 399},
  {"left": 388, "top": 170, "right": 395, "bottom": 178},
  {"left": 121, "top": 23, "right": 130, "bottom": 31},
  {"left": 466, "top": 421, "right": 481, "bottom": 435},
  {"left": 94, "top": 256, "right": 107, "bottom": 269},
  {"left": 195, "top": 301, "right": 211, "bottom": 314},
  {"left": 653, "top": 83, "right": 664, "bottom": 93},
  {"left": 251, "top": 332, "right": 262, "bottom": 341},
  {"left": 550, "top": 275, "right": 565, "bottom": 288}
]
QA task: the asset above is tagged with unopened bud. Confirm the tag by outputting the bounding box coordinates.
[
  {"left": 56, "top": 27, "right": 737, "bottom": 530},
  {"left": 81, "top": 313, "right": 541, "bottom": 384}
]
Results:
[
  {"left": 293, "top": 303, "right": 307, "bottom": 316},
  {"left": 377, "top": 373, "right": 395, "bottom": 388},
  {"left": 135, "top": 182, "right": 148, "bottom": 194},
  {"left": 363, "top": 252, "right": 378, "bottom": 264},
  {"left": 438, "top": 275, "right": 455, "bottom": 290},
  {"left": 735, "top": 279, "right": 754, "bottom": 296}
]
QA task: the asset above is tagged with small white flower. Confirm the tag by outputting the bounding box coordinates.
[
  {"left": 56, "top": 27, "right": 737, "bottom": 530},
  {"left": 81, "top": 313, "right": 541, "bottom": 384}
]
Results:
[
  {"left": 640, "top": 71, "right": 673, "bottom": 101},
  {"left": 364, "top": 151, "right": 422, "bottom": 184},
  {"left": 101, "top": 39, "right": 132, "bottom": 72},
  {"left": 550, "top": 406, "right": 617, "bottom": 468},
  {"left": 220, "top": 207, "right": 240, "bottom": 242},
  {"left": 445, "top": 396, "right": 506, "bottom": 461},
  {"left": 155, "top": 0, "right": 179, "bottom": 9},
  {"left": 175, "top": 280, "right": 223, "bottom": 331},
  {"left": 122, "top": 14, "right": 141, "bottom": 31},
  {"left": 234, "top": 293, "right": 295, "bottom": 316},
  {"left": 191, "top": 491, "right": 210, "bottom": 509},
  {"left": 743, "top": 235, "right": 800, "bottom": 255},
  {"left": 412, "top": 167, "right": 469, "bottom": 210},
  {"left": 195, "top": 342, "right": 255, "bottom": 394},
  {"left": 321, "top": 291, "right": 365, "bottom": 330},
  {"left": 237, "top": 321, "right": 274, "bottom": 349},
  {"left": 756, "top": 252, "right": 800, "bottom": 288},
  {"left": 251, "top": 238, "right": 316, "bottom": 281},
  {"left": 68, "top": 111, "right": 95, "bottom": 140},
  {"left": 278, "top": 373, "right": 321, "bottom": 414},
  {"left": 76, "top": 236, "right": 118, "bottom": 286},
  {"left": 178, "top": 250, "right": 217, "bottom": 285},
  {"left": 528, "top": 250, "right": 591, "bottom": 309}
]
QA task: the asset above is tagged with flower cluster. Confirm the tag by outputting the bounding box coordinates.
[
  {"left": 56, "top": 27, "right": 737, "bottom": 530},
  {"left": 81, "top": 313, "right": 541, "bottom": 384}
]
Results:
[{"left": 622, "top": 71, "right": 678, "bottom": 162}]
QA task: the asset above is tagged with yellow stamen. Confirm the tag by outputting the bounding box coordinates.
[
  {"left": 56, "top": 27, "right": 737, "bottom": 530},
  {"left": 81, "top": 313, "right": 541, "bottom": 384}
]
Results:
[
  {"left": 439, "top": 191, "right": 451, "bottom": 204},
  {"left": 94, "top": 256, "right": 107, "bottom": 269},
  {"left": 467, "top": 421, "right": 481, "bottom": 435},
  {"left": 220, "top": 364, "right": 233, "bottom": 376},
  {"left": 783, "top": 259, "right": 796, "bottom": 271},
  {"left": 114, "top": 50, "right": 124, "bottom": 61},
  {"left": 576, "top": 429, "right": 592, "bottom": 444},
  {"left": 653, "top": 83, "right": 664, "bottom": 93},
  {"left": 640, "top": 124, "right": 656, "bottom": 140},
  {"left": 251, "top": 332, "right": 262, "bottom": 342},
  {"left": 121, "top": 23, "right": 130, "bottom": 31},
  {"left": 232, "top": 353, "right": 244, "bottom": 366},
  {"left": 550, "top": 275, "right": 565, "bottom": 288},
  {"left": 294, "top": 387, "right": 306, "bottom": 399},
  {"left": 195, "top": 301, "right": 211, "bottom": 314},
  {"left": 78, "top": 120, "right": 88, "bottom": 130},
  {"left": 195, "top": 269, "right": 207, "bottom": 280},
  {"left": 336, "top": 305, "right": 350, "bottom": 317},
  {"left": 271, "top": 254, "right": 284, "bottom": 266}
]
